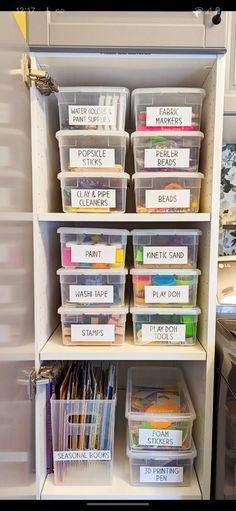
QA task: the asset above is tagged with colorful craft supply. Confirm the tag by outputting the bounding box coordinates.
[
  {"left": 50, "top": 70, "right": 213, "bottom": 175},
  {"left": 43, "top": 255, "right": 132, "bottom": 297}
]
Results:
[
  {"left": 59, "top": 306, "right": 128, "bottom": 346},
  {"left": 131, "top": 229, "right": 201, "bottom": 269},
  {"left": 58, "top": 228, "right": 128, "bottom": 269},
  {"left": 132, "top": 172, "right": 204, "bottom": 214},
  {"left": 58, "top": 172, "right": 129, "bottom": 213},
  {"left": 130, "top": 269, "right": 201, "bottom": 308}
]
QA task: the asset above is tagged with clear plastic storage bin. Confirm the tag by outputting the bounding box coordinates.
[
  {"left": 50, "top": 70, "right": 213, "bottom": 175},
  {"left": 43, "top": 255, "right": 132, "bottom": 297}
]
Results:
[
  {"left": 131, "top": 306, "right": 201, "bottom": 346},
  {"left": 131, "top": 131, "right": 204, "bottom": 172},
  {"left": 125, "top": 366, "right": 196, "bottom": 451},
  {"left": 130, "top": 268, "right": 200, "bottom": 307},
  {"left": 127, "top": 438, "right": 197, "bottom": 487},
  {"left": 57, "top": 268, "right": 128, "bottom": 308},
  {"left": 58, "top": 172, "right": 129, "bottom": 213},
  {"left": 58, "top": 305, "right": 128, "bottom": 346},
  {"left": 57, "top": 227, "right": 129, "bottom": 269},
  {"left": 51, "top": 395, "right": 116, "bottom": 485},
  {"left": 131, "top": 229, "right": 201, "bottom": 269},
  {"left": 57, "top": 86, "right": 130, "bottom": 131},
  {"left": 56, "top": 130, "right": 129, "bottom": 172},
  {"left": 132, "top": 172, "right": 203, "bottom": 213},
  {"left": 131, "top": 88, "right": 205, "bottom": 131}
]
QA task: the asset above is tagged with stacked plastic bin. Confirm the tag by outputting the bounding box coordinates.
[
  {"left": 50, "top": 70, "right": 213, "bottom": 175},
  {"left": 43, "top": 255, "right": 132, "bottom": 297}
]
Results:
[
  {"left": 125, "top": 366, "right": 197, "bottom": 487},
  {"left": 131, "top": 87, "right": 205, "bottom": 213},
  {"left": 56, "top": 86, "right": 130, "bottom": 213}
]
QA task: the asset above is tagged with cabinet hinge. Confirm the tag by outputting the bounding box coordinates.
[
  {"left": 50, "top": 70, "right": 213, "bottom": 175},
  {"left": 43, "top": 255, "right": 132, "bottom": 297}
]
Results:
[
  {"left": 29, "top": 368, "right": 50, "bottom": 399},
  {"left": 22, "top": 53, "right": 59, "bottom": 96}
]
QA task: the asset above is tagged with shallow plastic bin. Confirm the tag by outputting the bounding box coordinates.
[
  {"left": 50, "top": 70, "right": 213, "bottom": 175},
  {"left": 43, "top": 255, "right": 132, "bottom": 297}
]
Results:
[
  {"left": 131, "top": 87, "right": 205, "bottom": 131},
  {"left": 132, "top": 172, "right": 204, "bottom": 213},
  {"left": 51, "top": 395, "right": 116, "bottom": 485},
  {"left": 131, "top": 131, "right": 204, "bottom": 172},
  {"left": 125, "top": 367, "right": 196, "bottom": 451},
  {"left": 127, "top": 438, "right": 197, "bottom": 486},
  {"left": 58, "top": 305, "right": 128, "bottom": 346},
  {"left": 57, "top": 268, "right": 128, "bottom": 308},
  {"left": 130, "top": 268, "right": 201, "bottom": 308},
  {"left": 131, "top": 229, "right": 201, "bottom": 269},
  {"left": 131, "top": 306, "right": 201, "bottom": 346},
  {"left": 0, "top": 306, "right": 29, "bottom": 347},
  {"left": 57, "top": 86, "right": 130, "bottom": 131},
  {"left": 57, "top": 227, "right": 129, "bottom": 269},
  {"left": 56, "top": 130, "right": 129, "bottom": 172},
  {"left": 58, "top": 172, "right": 129, "bottom": 213}
]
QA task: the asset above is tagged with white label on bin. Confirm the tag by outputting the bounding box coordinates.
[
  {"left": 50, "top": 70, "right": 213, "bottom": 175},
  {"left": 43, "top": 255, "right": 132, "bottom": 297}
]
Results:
[
  {"left": 140, "top": 466, "right": 183, "bottom": 484},
  {"left": 144, "top": 148, "right": 190, "bottom": 169},
  {"left": 0, "top": 285, "right": 12, "bottom": 304},
  {"left": 71, "top": 324, "right": 115, "bottom": 343},
  {"left": 54, "top": 450, "right": 111, "bottom": 461},
  {"left": 139, "top": 429, "right": 183, "bottom": 447},
  {"left": 71, "top": 189, "right": 116, "bottom": 209},
  {"left": 69, "top": 148, "right": 115, "bottom": 168},
  {"left": 71, "top": 245, "right": 116, "bottom": 264},
  {"left": 146, "top": 106, "right": 192, "bottom": 128},
  {"left": 143, "top": 246, "right": 188, "bottom": 265},
  {"left": 144, "top": 285, "right": 189, "bottom": 304},
  {"left": 69, "top": 285, "right": 114, "bottom": 304},
  {"left": 0, "top": 325, "right": 11, "bottom": 343},
  {"left": 68, "top": 105, "right": 116, "bottom": 126},
  {"left": 142, "top": 324, "right": 186, "bottom": 343},
  {"left": 145, "top": 189, "right": 190, "bottom": 209}
]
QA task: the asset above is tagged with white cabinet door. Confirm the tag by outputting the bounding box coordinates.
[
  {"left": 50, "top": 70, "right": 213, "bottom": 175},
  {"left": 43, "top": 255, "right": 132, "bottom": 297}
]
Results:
[
  {"left": 0, "top": 12, "right": 35, "bottom": 500},
  {"left": 27, "top": 10, "right": 227, "bottom": 49},
  {"left": 224, "top": 12, "right": 236, "bottom": 112}
]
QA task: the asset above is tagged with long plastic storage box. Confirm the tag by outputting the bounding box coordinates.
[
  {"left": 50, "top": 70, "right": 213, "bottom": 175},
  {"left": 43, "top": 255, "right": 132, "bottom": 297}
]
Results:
[
  {"left": 131, "top": 87, "right": 205, "bottom": 131},
  {"left": 57, "top": 227, "right": 129, "bottom": 269},
  {"left": 130, "top": 268, "right": 201, "bottom": 308},
  {"left": 56, "top": 130, "right": 129, "bottom": 172},
  {"left": 131, "top": 306, "right": 201, "bottom": 346},
  {"left": 51, "top": 394, "right": 116, "bottom": 485},
  {"left": 57, "top": 86, "right": 130, "bottom": 131},
  {"left": 125, "top": 366, "right": 196, "bottom": 451},
  {"left": 127, "top": 438, "right": 197, "bottom": 487},
  {"left": 131, "top": 229, "right": 201, "bottom": 269},
  {"left": 58, "top": 172, "right": 129, "bottom": 213},
  {"left": 132, "top": 172, "right": 204, "bottom": 213},
  {"left": 57, "top": 268, "right": 128, "bottom": 308},
  {"left": 131, "top": 131, "right": 204, "bottom": 173},
  {"left": 58, "top": 305, "right": 128, "bottom": 346}
]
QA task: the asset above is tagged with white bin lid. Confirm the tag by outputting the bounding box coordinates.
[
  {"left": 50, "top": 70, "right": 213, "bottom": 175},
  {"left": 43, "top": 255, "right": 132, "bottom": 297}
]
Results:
[
  {"left": 58, "top": 171, "right": 130, "bottom": 180},
  {"left": 58, "top": 304, "right": 129, "bottom": 315},
  {"left": 131, "top": 130, "right": 204, "bottom": 141},
  {"left": 56, "top": 129, "right": 129, "bottom": 142},
  {"left": 57, "top": 267, "right": 128, "bottom": 276},
  {"left": 57, "top": 227, "right": 129, "bottom": 236},
  {"left": 132, "top": 172, "right": 204, "bottom": 180},
  {"left": 130, "top": 305, "right": 201, "bottom": 315},
  {"left": 58, "top": 86, "right": 130, "bottom": 94},
  {"left": 130, "top": 268, "right": 201, "bottom": 276},
  {"left": 127, "top": 437, "right": 197, "bottom": 461},
  {"left": 131, "top": 229, "right": 202, "bottom": 236},
  {"left": 131, "top": 87, "right": 206, "bottom": 97}
]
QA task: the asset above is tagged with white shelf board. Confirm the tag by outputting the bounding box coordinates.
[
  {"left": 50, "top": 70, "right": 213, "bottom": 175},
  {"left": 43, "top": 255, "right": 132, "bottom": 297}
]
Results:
[
  {"left": 38, "top": 213, "right": 211, "bottom": 222},
  {"left": 42, "top": 469, "right": 200, "bottom": 500},
  {"left": 41, "top": 390, "right": 201, "bottom": 500},
  {"left": 0, "top": 342, "right": 35, "bottom": 361},
  {"left": 0, "top": 212, "right": 33, "bottom": 222},
  {"left": 40, "top": 325, "right": 206, "bottom": 361}
]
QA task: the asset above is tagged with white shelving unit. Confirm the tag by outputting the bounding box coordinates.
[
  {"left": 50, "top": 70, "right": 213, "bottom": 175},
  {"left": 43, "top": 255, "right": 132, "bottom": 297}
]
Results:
[{"left": 30, "top": 51, "right": 225, "bottom": 500}]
